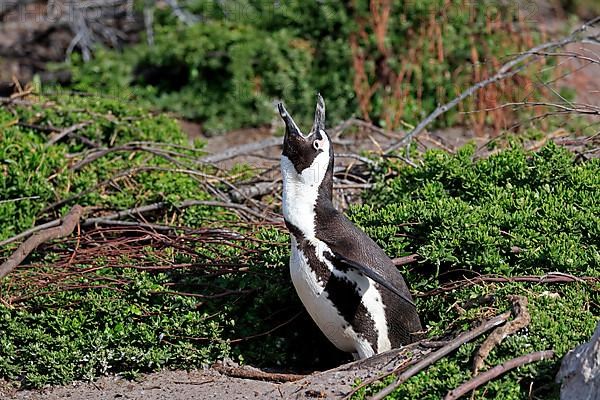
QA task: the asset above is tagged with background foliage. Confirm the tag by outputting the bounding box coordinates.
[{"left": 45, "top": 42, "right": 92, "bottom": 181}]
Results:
[{"left": 66, "top": 0, "right": 554, "bottom": 134}]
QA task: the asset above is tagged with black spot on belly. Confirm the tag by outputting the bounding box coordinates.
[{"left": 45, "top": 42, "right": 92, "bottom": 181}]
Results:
[
  {"left": 324, "top": 274, "right": 379, "bottom": 352},
  {"left": 285, "top": 220, "right": 379, "bottom": 352}
]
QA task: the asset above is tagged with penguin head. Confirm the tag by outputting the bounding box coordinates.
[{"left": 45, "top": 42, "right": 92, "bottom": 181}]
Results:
[{"left": 278, "top": 94, "right": 333, "bottom": 193}]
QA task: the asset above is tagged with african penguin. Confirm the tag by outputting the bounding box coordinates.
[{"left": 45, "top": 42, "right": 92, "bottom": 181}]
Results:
[{"left": 278, "top": 94, "right": 423, "bottom": 360}]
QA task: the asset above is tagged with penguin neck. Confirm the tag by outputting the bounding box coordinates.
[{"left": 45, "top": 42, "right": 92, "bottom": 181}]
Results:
[{"left": 281, "top": 157, "right": 334, "bottom": 240}]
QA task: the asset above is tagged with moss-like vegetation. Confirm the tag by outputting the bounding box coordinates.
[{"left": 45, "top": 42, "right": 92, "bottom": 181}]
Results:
[
  {"left": 347, "top": 144, "right": 599, "bottom": 399},
  {"left": 0, "top": 96, "right": 598, "bottom": 397},
  {"left": 354, "top": 144, "right": 600, "bottom": 279},
  {"left": 0, "top": 94, "right": 210, "bottom": 240}
]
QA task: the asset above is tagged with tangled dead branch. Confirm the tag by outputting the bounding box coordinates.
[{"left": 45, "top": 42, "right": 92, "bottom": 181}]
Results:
[
  {"left": 0, "top": 205, "right": 83, "bottom": 279},
  {"left": 1, "top": 197, "right": 280, "bottom": 248},
  {"left": 385, "top": 16, "right": 600, "bottom": 154},
  {"left": 1, "top": 222, "right": 277, "bottom": 305},
  {"left": 200, "top": 137, "right": 282, "bottom": 164}
]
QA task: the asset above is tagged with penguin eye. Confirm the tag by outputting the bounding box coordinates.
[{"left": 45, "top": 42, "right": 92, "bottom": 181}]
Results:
[{"left": 313, "top": 141, "right": 321, "bottom": 151}]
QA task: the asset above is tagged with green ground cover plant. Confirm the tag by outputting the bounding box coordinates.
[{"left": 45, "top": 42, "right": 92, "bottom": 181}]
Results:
[
  {"left": 0, "top": 95, "right": 332, "bottom": 387},
  {"left": 0, "top": 95, "right": 235, "bottom": 386},
  {"left": 347, "top": 143, "right": 599, "bottom": 399},
  {"left": 0, "top": 97, "right": 597, "bottom": 398}
]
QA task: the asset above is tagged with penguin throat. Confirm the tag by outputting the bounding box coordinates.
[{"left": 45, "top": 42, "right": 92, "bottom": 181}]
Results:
[{"left": 281, "top": 153, "right": 331, "bottom": 239}]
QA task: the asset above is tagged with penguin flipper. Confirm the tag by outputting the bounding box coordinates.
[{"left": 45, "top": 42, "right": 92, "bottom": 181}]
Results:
[{"left": 332, "top": 253, "right": 417, "bottom": 309}]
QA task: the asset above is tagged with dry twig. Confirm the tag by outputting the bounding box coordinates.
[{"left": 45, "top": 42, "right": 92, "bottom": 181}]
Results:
[
  {"left": 342, "top": 352, "right": 427, "bottom": 400},
  {"left": 445, "top": 350, "right": 555, "bottom": 400},
  {"left": 46, "top": 121, "right": 92, "bottom": 146},
  {"left": 1, "top": 199, "right": 279, "bottom": 249},
  {"left": 473, "top": 295, "right": 531, "bottom": 374},
  {"left": 418, "top": 273, "right": 597, "bottom": 297},
  {"left": 212, "top": 361, "right": 305, "bottom": 383},
  {"left": 370, "top": 312, "right": 511, "bottom": 400},
  {"left": 392, "top": 254, "right": 419, "bottom": 266}
]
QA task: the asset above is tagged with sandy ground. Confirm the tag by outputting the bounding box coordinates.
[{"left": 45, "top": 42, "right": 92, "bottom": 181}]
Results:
[
  {"left": 2, "top": 369, "right": 279, "bottom": 400},
  {"left": 0, "top": 349, "right": 425, "bottom": 400}
]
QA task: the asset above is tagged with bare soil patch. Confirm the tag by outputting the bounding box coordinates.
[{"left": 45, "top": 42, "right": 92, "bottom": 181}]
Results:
[{"left": 0, "top": 350, "right": 423, "bottom": 400}]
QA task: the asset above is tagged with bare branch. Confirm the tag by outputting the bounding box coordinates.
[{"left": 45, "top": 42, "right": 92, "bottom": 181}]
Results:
[
  {"left": 164, "top": 0, "right": 200, "bottom": 26},
  {"left": 328, "top": 117, "right": 404, "bottom": 140},
  {"left": 370, "top": 312, "right": 511, "bottom": 400},
  {"left": 0, "top": 196, "right": 40, "bottom": 205},
  {"left": 0, "top": 219, "right": 65, "bottom": 248},
  {"left": 445, "top": 350, "right": 555, "bottom": 400},
  {"left": 0, "top": 205, "right": 84, "bottom": 279},
  {"left": 468, "top": 101, "right": 600, "bottom": 116},
  {"left": 1, "top": 199, "right": 281, "bottom": 249}
]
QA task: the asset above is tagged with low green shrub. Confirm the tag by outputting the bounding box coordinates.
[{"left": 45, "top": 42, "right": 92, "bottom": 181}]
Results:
[
  {"left": 354, "top": 144, "right": 599, "bottom": 279},
  {"left": 0, "top": 269, "right": 232, "bottom": 386},
  {"left": 1, "top": 96, "right": 597, "bottom": 396},
  {"left": 347, "top": 143, "right": 599, "bottom": 399}
]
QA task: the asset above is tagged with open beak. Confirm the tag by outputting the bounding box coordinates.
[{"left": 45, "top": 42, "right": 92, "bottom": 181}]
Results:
[{"left": 278, "top": 94, "right": 326, "bottom": 143}]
